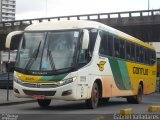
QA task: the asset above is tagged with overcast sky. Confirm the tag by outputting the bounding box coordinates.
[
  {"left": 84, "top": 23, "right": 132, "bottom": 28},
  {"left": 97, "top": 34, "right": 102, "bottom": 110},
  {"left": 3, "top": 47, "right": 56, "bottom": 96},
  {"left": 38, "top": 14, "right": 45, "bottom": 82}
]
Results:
[{"left": 16, "top": 0, "right": 160, "bottom": 20}]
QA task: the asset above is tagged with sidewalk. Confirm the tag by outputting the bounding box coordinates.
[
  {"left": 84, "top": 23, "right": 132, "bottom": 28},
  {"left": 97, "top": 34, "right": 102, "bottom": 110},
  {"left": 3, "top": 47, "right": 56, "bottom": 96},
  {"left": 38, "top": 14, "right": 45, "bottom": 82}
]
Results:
[{"left": 0, "top": 89, "right": 35, "bottom": 106}]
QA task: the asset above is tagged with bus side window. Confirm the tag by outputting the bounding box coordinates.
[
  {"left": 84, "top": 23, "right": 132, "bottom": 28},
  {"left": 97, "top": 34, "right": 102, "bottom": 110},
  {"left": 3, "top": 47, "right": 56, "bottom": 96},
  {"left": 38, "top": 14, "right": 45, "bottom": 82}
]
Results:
[
  {"left": 99, "top": 31, "right": 108, "bottom": 56},
  {"left": 140, "top": 47, "right": 145, "bottom": 64},
  {"left": 148, "top": 50, "right": 152, "bottom": 65},
  {"left": 136, "top": 45, "right": 140, "bottom": 62},
  {"left": 114, "top": 37, "right": 120, "bottom": 58},
  {"left": 130, "top": 42, "right": 135, "bottom": 61},
  {"left": 79, "top": 29, "right": 97, "bottom": 63},
  {"left": 119, "top": 39, "right": 125, "bottom": 59},
  {"left": 79, "top": 49, "right": 87, "bottom": 63},
  {"left": 149, "top": 49, "right": 156, "bottom": 65},
  {"left": 126, "top": 42, "right": 131, "bottom": 60},
  {"left": 151, "top": 50, "right": 156, "bottom": 65},
  {"left": 107, "top": 34, "right": 113, "bottom": 56},
  {"left": 99, "top": 31, "right": 113, "bottom": 57},
  {"left": 89, "top": 29, "right": 98, "bottom": 56},
  {"left": 145, "top": 48, "right": 149, "bottom": 65}
]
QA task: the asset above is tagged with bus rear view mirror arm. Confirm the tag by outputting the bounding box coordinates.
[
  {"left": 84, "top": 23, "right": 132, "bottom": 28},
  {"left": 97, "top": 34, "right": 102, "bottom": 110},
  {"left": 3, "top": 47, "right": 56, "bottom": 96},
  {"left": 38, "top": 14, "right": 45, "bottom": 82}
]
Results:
[
  {"left": 82, "top": 29, "right": 89, "bottom": 50},
  {"left": 5, "top": 31, "right": 24, "bottom": 49}
]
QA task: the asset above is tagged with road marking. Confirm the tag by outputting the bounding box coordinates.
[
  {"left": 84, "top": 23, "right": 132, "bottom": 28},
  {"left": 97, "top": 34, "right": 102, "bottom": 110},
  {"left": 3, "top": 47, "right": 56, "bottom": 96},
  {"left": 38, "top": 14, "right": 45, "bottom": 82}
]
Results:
[
  {"left": 120, "top": 108, "right": 133, "bottom": 115},
  {"left": 148, "top": 106, "right": 160, "bottom": 112}
]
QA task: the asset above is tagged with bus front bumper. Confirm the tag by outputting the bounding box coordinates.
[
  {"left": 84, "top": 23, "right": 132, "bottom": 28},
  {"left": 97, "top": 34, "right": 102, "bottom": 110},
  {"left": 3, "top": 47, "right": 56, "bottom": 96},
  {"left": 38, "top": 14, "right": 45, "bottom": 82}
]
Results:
[{"left": 13, "top": 81, "right": 78, "bottom": 101}]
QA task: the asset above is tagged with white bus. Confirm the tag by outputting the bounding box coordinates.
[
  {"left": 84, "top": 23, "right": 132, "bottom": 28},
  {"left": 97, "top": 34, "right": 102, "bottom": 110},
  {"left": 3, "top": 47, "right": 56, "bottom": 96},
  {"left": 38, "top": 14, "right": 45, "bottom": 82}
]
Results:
[{"left": 6, "top": 20, "right": 156, "bottom": 109}]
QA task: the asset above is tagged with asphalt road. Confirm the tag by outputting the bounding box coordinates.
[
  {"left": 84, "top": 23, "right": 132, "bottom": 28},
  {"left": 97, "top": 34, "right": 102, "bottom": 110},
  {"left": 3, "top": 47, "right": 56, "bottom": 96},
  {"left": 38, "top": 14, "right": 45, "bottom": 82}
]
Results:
[{"left": 0, "top": 93, "right": 160, "bottom": 120}]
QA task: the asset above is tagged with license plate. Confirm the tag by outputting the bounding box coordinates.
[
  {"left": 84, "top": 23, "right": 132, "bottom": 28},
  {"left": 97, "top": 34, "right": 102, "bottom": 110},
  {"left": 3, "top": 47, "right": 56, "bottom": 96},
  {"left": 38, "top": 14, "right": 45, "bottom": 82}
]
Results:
[{"left": 34, "top": 95, "right": 45, "bottom": 100}]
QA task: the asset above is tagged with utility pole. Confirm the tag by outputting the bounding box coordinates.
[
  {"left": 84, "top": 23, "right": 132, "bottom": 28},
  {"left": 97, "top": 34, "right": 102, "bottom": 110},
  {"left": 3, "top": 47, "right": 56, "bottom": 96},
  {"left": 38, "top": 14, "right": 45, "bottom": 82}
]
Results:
[
  {"left": 148, "top": 0, "right": 150, "bottom": 15},
  {"left": 0, "top": 51, "right": 2, "bottom": 72}
]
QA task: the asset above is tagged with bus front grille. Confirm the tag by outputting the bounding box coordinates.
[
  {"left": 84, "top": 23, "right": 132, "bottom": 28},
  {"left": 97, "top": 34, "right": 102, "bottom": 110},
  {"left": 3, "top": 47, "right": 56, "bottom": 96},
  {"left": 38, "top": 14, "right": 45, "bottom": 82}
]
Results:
[
  {"left": 21, "top": 82, "right": 59, "bottom": 88},
  {"left": 23, "top": 90, "right": 56, "bottom": 96}
]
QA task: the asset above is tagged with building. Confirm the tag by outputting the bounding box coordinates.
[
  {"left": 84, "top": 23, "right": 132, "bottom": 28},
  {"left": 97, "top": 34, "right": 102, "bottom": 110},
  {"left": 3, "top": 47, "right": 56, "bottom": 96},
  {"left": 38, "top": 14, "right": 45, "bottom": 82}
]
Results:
[
  {"left": 0, "top": 51, "right": 16, "bottom": 72},
  {"left": 0, "top": 0, "right": 16, "bottom": 72},
  {"left": 0, "top": 0, "right": 16, "bottom": 22},
  {"left": 150, "top": 42, "right": 160, "bottom": 77}
]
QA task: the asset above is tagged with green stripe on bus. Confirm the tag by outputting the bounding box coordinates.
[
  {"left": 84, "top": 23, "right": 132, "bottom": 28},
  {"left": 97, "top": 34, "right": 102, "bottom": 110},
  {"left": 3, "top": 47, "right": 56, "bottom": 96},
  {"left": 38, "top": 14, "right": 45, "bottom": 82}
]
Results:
[
  {"left": 118, "top": 60, "right": 132, "bottom": 90},
  {"left": 41, "top": 73, "right": 68, "bottom": 82},
  {"left": 109, "top": 58, "right": 132, "bottom": 90}
]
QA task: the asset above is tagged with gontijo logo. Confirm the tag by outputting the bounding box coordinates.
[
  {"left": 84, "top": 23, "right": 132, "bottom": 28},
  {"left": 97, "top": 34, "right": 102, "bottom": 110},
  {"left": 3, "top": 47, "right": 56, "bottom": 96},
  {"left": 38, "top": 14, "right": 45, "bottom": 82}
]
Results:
[{"left": 97, "top": 61, "right": 106, "bottom": 71}]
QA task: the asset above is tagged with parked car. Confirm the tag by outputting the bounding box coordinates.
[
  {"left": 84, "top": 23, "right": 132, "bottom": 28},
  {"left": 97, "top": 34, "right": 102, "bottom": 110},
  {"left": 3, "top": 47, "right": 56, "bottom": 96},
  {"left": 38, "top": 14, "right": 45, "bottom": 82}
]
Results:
[{"left": 0, "top": 73, "right": 13, "bottom": 89}]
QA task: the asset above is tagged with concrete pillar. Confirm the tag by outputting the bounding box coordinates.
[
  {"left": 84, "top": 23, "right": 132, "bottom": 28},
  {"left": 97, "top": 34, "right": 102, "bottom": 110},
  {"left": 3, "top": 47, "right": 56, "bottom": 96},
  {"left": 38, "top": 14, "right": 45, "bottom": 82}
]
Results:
[{"left": 0, "top": 51, "right": 2, "bottom": 72}]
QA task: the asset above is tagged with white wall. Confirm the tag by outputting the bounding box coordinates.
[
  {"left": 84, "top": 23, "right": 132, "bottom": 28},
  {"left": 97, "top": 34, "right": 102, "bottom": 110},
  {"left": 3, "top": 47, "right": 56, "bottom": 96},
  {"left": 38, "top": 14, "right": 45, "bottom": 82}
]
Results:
[{"left": 149, "top": 42, "right": 160, "bottom": 58}]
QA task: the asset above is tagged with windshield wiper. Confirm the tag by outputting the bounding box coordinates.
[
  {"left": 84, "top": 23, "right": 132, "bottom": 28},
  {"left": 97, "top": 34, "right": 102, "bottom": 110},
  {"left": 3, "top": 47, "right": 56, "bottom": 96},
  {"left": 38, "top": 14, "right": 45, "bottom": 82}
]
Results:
[
  {"left": 25, "top": 41, "right": 41, "bottom": 70},
  {"left": 35, "top": 41, "right": 41, "bottom": 60},
  {"left": 47, "top": 48, "right": 56, "bottom": 70}
]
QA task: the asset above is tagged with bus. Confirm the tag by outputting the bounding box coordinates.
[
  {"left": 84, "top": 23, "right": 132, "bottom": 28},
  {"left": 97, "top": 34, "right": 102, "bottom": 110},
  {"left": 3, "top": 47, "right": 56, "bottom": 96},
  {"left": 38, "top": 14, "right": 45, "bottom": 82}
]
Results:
[{"left": 5, "top": 20, "right": 157, "bottom": 109}]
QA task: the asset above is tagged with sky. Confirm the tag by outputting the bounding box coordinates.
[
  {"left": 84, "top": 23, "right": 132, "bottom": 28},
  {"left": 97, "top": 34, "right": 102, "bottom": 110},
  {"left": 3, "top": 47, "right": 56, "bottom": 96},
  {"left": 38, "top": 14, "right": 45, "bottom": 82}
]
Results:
[{"left": 16, "top": 0, "right": 160, "bottom": 20}]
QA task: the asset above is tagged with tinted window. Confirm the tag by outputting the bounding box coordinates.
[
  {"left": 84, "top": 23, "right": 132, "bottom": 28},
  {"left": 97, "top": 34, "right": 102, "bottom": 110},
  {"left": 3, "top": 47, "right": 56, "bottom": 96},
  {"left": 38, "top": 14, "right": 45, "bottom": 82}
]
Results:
[
  {"left": 99, "top": 31, "right": 108, "bottom": 55},
  {"left": 130, "top": 42, "right": 135, "bottom": 61},
  {"left": 151, "top": 50, "right": 156, "bottom": 65},
  {"left": 89, "top": 29, "right": 98, "bottom": 55},
  {"left": 108, "top": 34, "right": 113, "bottom": 56},
  {"left": 79, "top": 29, "right": 98, "bottom": 64},
  {"left": 99, "top": 31, "right": 113, "bottom": 57},
  {"left": 145, "top": 48, "right": 149, "bottom": 64},
  {"left": 139, "top": 47, "right": 145, "bottom": 63},
  {"left": 148, "top": 50, "right": 152, "bottom": 65},
  {"left": 136, "top": 45, "right": 140, "bottom": 62},
  {"left": 99, "top": 31, "right": 155, "bottom": 66},
  {"left": 114, "top": 37, "right": 120, "bottom": 58},
  {"left": 126, "top": 42, "right": 131, "bottom": 60},
  {"left": 119, "top": 39, "right": 125, "bottom": 59}
]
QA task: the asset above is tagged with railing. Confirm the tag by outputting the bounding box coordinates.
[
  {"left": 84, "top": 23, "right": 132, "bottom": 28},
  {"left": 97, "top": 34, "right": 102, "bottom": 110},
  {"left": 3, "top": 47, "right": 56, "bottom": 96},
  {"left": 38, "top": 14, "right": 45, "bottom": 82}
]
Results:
[{"left": 0, "top": 9, "right": 160, "bottom": 28}]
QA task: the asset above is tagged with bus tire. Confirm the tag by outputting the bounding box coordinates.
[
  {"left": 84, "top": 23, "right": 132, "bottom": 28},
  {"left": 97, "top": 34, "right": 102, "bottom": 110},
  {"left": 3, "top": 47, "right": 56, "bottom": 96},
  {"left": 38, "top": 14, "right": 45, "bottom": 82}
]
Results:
[
  {"left": 85, "top": 82, "right": 99, "bottom": 109},
  {"left": 37, "top": 99, "right": 51, "bottom": 107},
  {"left": 127, "top": 84, "right": 143, "bottom": 104}
]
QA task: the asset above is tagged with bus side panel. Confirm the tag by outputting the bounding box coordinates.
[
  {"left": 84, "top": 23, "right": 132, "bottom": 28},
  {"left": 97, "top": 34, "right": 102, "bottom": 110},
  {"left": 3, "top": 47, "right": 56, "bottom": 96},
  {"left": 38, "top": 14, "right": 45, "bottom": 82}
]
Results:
[
  {"left": 102, "top": 76, "right": 133, "bottom": 97},
  {"left": 102, "top": 58, "right": 134, "bottom": 97},
  {"left": 101, "top": 76, "right": 112, "bottom": 97},
  {"left": 127, "top": 62, "right": 157, "bottom": 95}
]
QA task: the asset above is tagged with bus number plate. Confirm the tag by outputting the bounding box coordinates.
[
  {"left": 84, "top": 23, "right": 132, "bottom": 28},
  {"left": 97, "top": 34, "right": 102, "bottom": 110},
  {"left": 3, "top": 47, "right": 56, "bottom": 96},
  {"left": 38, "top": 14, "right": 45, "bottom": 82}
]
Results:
[{"left": 34, "top": 95, "right": 45, "bottom": 100}]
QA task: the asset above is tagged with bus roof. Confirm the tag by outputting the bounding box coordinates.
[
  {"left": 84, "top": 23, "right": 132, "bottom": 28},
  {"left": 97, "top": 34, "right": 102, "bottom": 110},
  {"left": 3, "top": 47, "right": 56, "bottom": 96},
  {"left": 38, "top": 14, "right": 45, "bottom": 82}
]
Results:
[
  {"left": 25, "top": 20, "right": 155, "bottom": 50},
  {"left": 25, "top": 20, "right": 99, "bottom": 31}
]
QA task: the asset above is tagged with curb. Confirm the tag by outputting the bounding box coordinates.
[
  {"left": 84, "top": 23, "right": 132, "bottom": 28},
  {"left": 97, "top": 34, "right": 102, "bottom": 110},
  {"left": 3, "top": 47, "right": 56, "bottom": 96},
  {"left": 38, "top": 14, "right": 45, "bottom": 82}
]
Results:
[
  {"left": 0, "top": 100, "right": 36, "bottom": 106},
  {"left": 120, "top": 108, "right": 133, "bottom": 115},
  {"left": 148, "top": 106, "right": 160, "bottom": 112},
  {"left": 92, "top": 116, "right": 105, "bottom": 120}
]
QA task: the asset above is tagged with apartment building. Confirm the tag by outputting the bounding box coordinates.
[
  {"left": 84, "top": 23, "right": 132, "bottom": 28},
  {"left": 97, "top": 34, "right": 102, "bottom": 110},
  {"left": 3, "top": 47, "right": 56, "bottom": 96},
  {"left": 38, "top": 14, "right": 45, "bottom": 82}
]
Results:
[
  {"left": 0, "top": 0, "right": 16, "bottom": 21},
  {"left": 0, "top": 0, "right": 16, "bottom": 72}
]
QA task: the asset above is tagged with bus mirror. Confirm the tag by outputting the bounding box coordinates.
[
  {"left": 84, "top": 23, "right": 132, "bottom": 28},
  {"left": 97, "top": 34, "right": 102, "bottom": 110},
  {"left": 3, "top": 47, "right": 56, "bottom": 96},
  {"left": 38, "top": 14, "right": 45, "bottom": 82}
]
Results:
[
  {"left": 82, "top": 29, "right": 89, "bottom": 50},
  {"left": 5, "top": 31, "right": 24, "bottom": 49}
]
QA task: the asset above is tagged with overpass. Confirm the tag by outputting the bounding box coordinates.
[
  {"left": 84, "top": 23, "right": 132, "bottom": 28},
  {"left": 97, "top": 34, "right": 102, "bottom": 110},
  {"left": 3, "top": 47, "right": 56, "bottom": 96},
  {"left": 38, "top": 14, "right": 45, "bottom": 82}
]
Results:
[{"left": 0, "top": 9, "right": 160, "bottom": 50}]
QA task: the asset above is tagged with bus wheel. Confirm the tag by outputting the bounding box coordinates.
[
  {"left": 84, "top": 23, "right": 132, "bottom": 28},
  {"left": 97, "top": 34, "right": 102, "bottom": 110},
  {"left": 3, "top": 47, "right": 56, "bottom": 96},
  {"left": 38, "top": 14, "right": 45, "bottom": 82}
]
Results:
[
  {"left": 85, "top": 82, "right": 99, "bottom": 109},
  {"left": 127, "top": 84, "right": 143, "bottom": 104},
  {"left": 37, "top": 99, "right": 51, "bottom": 107}
]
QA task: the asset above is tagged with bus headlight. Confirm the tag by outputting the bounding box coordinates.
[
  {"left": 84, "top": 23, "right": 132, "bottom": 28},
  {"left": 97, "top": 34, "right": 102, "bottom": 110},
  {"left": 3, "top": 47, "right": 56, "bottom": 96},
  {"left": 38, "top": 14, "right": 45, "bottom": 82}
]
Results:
[
  {"left": 14, "top": 75, "right": 22, "bottom": 84},
  {"left": 57, "top": 77, "right": 77, "bottom": 86}
]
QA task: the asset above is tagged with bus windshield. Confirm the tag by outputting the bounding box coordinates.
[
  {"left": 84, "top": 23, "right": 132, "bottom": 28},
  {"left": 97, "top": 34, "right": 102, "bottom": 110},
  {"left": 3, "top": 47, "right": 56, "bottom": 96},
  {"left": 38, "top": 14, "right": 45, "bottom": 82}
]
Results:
[{"left": 16, "top": 30, "right": 80, "bottom": 71}]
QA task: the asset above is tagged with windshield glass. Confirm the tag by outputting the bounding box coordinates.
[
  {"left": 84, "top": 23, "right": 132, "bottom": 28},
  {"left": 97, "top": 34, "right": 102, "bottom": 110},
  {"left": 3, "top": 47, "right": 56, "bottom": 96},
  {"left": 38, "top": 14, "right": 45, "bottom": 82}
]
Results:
[{"left": 16, "top": 31, "right": 79, "bottom": 71}]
